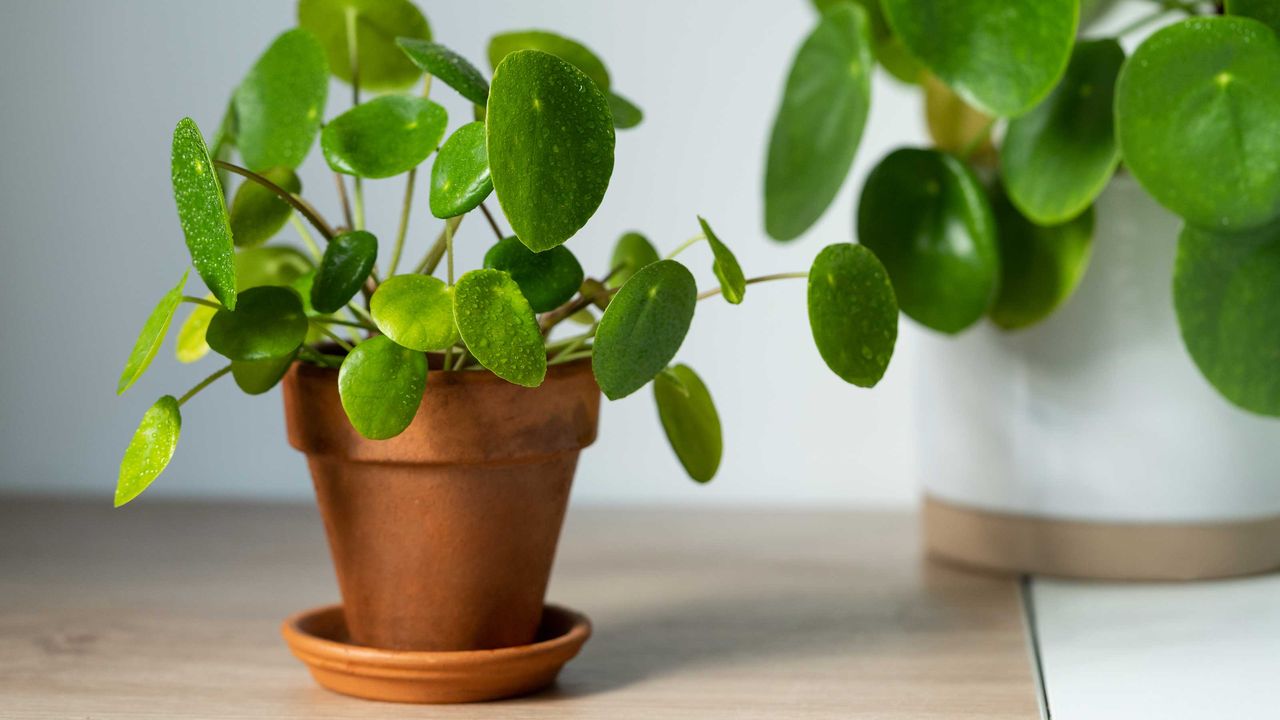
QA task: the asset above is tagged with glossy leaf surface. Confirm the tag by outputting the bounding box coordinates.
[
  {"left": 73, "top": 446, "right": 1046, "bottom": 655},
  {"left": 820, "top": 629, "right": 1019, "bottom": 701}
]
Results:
[
  {"left": 488, "top": 30, "right": 611, "bottom": 91},
  {"left": 1227, "top": 0, "right": 1280, "bottom": 33},
  {"left": 118, "top": 271, "right": 188, "bottom": 394},
  {"left": 206, "top": 286, "right": 308, "bottom": 361},
  {"left": 298, "top": 0, "right": 431, "bottom": 90},
  {"left": 608, "top": 232, "right": 660, "bottom": 288},
  {"left": 813, "top": 0, "right": 924, "bottom": 83},
  {"left": 115, "top": 396, "right": 181, "bottom": 507},
  {"left": 231, "top": 351, "right": 297, "bottom": 395},
  {"left": 235, "top": 246, "right": 314, "bottom": 290},
  {"left": 228, "top": 167, "right": 302, "bottom": 247},
  {"left": 654, "top": 364, "right": 722, "bottom": 484},
  {"left": 988, "top": 192, "right": 1094, "bottom": 330},
  {"left": 593, "top": 260, "right": 697, "bottom": 400},
  {"left": 311, "top": 230, "right": 377, "bottom": 314},
  {"left": 322, "top": 95, "right": 447, "bottom": 178},
  {"left": 452, "top": 269, "right": 547, "bottom": 387},
  {"left": 397, "top": 38, "right": 489, "bottom": 104},
  {"left": 370, "top": 274, "right": 459, "bottom": 351},
  {"left": 171, "top": 117, "right": 237, "bottom": 310},
  {"left": 232, "top": 29, "right": 328, "bottom": 171},
  {"left": 482, "top": 236, "right": 584, "bottom": 313},
  {"left": 698, "top": 217, "right": 745, "bottom": 305},
  {"left": 338, "top": 335, "right": 427, "bottom": 439},
  {"left": 430, "top": 121, "right": 492, "bottom": 218},
  {"left": 807, "top": 243, "right": 898, "bottom": 387}
]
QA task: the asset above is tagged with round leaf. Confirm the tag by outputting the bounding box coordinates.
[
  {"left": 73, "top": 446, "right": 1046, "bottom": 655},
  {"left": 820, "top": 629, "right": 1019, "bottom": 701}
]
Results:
[
  {"left": 654, "top": 364, "right": 722, "bottom": 484},
  {"left": 1116, "top": 17, "right": 1280, "bottom": 231},
  {"left": 608, "top": 231, "right": 660, "bottom": 288},
  {"left": 115, "top": 395, "right": 181, "bottom": 507},
  {"left": 697, "top": 217, "right": 746, "bottom": 305},
  {"left": 171, "top": 117, "right": 236, "bottom": 310},
  {"left": 593, "top": 260, "right": 697, "bottom": 400},
  {"left": 487, "top": 50, "right": 615, "bottom": 252},
  {"left": 298, "top": 0, "right": 431, "bottom": 91},
  {"left": 206, "top": 286, "right": 308, "bottom": 361},
  {"left": 1175, "top": 221, "right": 1280, "bottom": 415},
  {"left": 175, "top": 297, "right": 217, "bottom": 364},
  {"left": 813, "top": 0, "right": 924, "bottom": 84},
  {"left": 765, "top": 3, "right": 873, "bottom": 241},
  {"left": 807, "top": 243, "right": 898, "bottom": 387},
  {"left": 482, "top": 236, "right": 584, "bottom": 313},
  {"left": 607, "top": 91, "right": 643, "bottom": 129},
  {"left": 988, "top": 191, "right": 1094, "bottom": 330},
  {"left": 370, "top": 274, "right": 459, "bottom": 351},
  {"left": 229, "top": 167, "right": 302, "bottom": 248},
  {"left": 235, "top": 246, "right": 314, "bottom": 290},
  {"left": 452, "top": 269, "right": 547, "bottom": 387},
  {"left": 338, "top": 335, "right": 427, "bottom": 440},
  {"left": 322, "top": 95, "right": 448, "bottom": 179},
  {"left": 488, "top": 30, "right": 611, "bottom": 91},
  {"left": 232, "top": 351, "right": 298, "bottom": 396},
  {"left": 881, "top": 0, "right": 1077, "bottom": 117},
  {"left": 396, "top": 38, "right": 489, "bottom": 105},
  {"left": 1227, "top": 0, "right": 1280, "bottom": 34},
  {"left": 311, "top": 230, "right": 377, "bottom": 314},
  {"left": 232, "top": 29, "right": 328, "bottom": 172},
  {"left": 1002, "top": 39, "right": 1123, "bottom": 225},
  {"left": 118, "top": 271, "right": 188, "bottom": 394},
  {"left": 857, "top": 148, "right": 998, "bottom": 334},
  {"left": 430, "top": 121, "right": 493, "bottom": 218}
]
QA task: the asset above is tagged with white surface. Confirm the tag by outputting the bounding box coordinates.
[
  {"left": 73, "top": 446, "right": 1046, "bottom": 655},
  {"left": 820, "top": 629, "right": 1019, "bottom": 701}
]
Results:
[{"left": 1032, "top": 575, "right": 1280, "bottom": 719}]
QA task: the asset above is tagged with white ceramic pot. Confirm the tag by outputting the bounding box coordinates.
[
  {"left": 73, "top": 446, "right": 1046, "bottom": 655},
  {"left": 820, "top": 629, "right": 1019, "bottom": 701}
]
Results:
[{"left": 918, "top": 177, "right": 1280, "bottom": 580}]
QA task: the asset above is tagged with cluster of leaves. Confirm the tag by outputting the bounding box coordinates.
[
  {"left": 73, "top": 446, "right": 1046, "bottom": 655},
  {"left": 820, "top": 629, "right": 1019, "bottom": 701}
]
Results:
[
  {"left": 114, "top": 0, "right": 902, "bottom": 507},
  {"left": 767, "top": 0, "right": 1280, "bottom": 417}
]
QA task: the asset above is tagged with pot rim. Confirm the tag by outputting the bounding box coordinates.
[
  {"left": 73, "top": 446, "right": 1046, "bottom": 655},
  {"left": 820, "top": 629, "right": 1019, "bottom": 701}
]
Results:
[{"left": 293, "top": 355, "right": 594, "bottom": 386}]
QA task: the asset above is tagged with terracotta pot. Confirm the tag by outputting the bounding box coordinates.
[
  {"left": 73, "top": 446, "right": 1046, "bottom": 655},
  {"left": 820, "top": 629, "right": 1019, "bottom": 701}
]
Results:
[{"left": 281, "top": 359, "right": 600, "bottom": 651}]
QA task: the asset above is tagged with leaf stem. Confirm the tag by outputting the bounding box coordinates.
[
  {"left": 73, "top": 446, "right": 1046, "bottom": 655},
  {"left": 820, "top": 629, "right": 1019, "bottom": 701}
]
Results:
[
  {"left": 546, "top": 324, "right": 598, "bottom": 354},
  {"left": 310, "top": 321, "right": 355, "bottom": 353},
  {"left": 539, "top": 282, "right": 615, "bottom": 334},
  {"left": 334, "top": 172, "right": 355, "bottom": 229},
  {"left": 697, "top": 271, "right": 807, "bottom": 301},
  {"left": 314, "top": 316, "right": 375, "bottom": 331},
  {"left": 479, "top": 202, "right": 506, "bottom": 242},
  {"left": 298, "top": 345, "right": 343, "bottom": 368},
  {"left": 414, "top": 215, "right": 464, "bottom": 275},
  {"left": 446, "top": 217, "right": 456, "bottom": 285},
  {"left": 182, "top": 296, "right": 223, "bottom": 311},
  {"left": 666, "top": 234, "right": 706, "bottom": 260},
  {"left": 177, "top": 364, "right": 232, "bottom": 407},
  {"left": 389, "top": 169, "right": 417, "bottom": 276},
  {"left": 548, "top": 349, "right": 593, "bottom": 365},
  {"left": 353, "top": 179, "right": 366, "bottom": 231},
  {"left": 289, "top": 215, "right": 323, "bottom": 261},
  {"left": 214, "top": 161, "right": 336, "bottom": 240}
]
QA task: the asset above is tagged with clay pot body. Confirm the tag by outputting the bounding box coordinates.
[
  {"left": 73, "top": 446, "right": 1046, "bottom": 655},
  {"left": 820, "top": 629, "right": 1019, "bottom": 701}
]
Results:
[{"left": 282, "top": 359, "right": 600, "bottom": 652}]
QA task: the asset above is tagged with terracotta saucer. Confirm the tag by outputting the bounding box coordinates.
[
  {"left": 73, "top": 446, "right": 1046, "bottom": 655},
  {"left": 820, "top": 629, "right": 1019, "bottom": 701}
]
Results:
[{"left": 281, "top": 604, "right": 591, "bottom": 704}]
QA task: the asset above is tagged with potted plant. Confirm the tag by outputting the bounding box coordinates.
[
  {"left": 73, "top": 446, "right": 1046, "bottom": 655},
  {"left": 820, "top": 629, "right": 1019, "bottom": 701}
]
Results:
[
  {"left": 114, "top": 0, "right": 902, "bottom": 703},
  {"left": 765, "top": 0, "right": 1280, "bottom": 579}
]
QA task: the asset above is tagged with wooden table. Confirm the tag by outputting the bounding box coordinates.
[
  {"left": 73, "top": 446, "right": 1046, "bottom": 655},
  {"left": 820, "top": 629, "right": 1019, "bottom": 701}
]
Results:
[{"left": 0, "top": 499, "right": 1041, "bottom": 718}]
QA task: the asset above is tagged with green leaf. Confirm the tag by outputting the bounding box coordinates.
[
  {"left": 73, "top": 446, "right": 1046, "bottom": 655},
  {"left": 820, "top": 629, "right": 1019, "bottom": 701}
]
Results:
[
  {"left": 396, "top": 38, "right": 489, "bottom": 105},
  {"left": 322, "top": 95, "right": 447, "bottom": 179},
  {"left": 813, "top": 0, "right": 925, "bottom": 84},
  {"left": 115, "top": 395, "right": 181, "bottom": 507},
  {"left": 231, "top": 351, "right": 297, "bottom": 395},
  {"left": 608, "top": 232, "right": 660, "bottom": 288},
  {"left": 338, "top": 335, "right": 427, "bottom": 439},
  {"left": 1227, "top": 0, "right": 1280, "bottom": 34},
  {"left": 298, "top": 0, "right": 431, "bottom": 91},
  {"left": 311, "top": 230, "right": 377, "bottom": 314},
  {"left": 206, "top": 286, "right": 309, "bottom": 361},
  {"left": 923, "top": 73, "right": 995, "bottom": 159},
  {"left": 452, "top": 269, "right": 547, "bottom": 387},
  {"left": 235, "top": 246, "right": 314, "bottom": 290},
  {"left": 370, "top": 274, "right": 459, "bottom": 351},
  {"left": 232, "top": 29, "right": 328, "bottom": 172},
  {"left": 171, "top": 117, "right": 237, "bottom": 310},
  {"left": 608, "top": 91, "right": 643, "bottom": 129},
  {"left": 1001, "top": 39, "right": 1123, "bottom": 225},
  {"left": 487, "top": 50, "right": 615, "bottom": 252},
  {"left": 175, "top": 297, "right": 217, "bottom": 364},
  {"left": 765, "top": 3, "right": 873, "bottom": 241},
  {"left": 988, "top": 191, "right": 1094, "bottom": 330},
  {"left": 697, "top": 217, "right": 746, "bottom": 305},
  {"left": 228, "top": 167, "right": 302, "bottom": 248},
  {"left": 118, "top": 271, "right": 188, "bottom": 394},
  {"left": 429, "top": 121, "right": 493, "bottom": 218},
  {"left": 593, "top": 260, "right": 697, "bottom": 400},
  {"left": 807, "top": 243, "right": 898, "bottom": 387},
  {"left": 857, "top": 148, "right": 998, "bottom": 334},
  {"left": 488, "top": 30, "right": 611, "bottom": 91},
  {"left": 1175, "top": 221, "right": 1280, "bottom": 416},
  {"left": 1116, "top": 17, "right": 1280, "bottom": 231},
  {"left": 482, "top": 236, "right": 584, "bottom": 313},
  {"left": 881, "top": 0, "right": 1077, "bottom": 117},
  {"left": 654, "top": 364, "right": 722, "bottom": 484}
]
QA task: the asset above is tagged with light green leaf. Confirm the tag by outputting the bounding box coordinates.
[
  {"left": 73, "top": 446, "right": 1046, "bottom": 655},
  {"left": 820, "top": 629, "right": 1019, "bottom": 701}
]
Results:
[
  {"left": 924, "top": 73, "right": 994, "bottom": 157},
  {"left": 175, "top": 297, "right": 217, "bottom": 364},
  {"left": 311, "top": 231, "right": 377, "bottom": 314},
  {"left": 807, "top": 243, "right": 898, "bottom": 387},
  {"left": 232, "top": 28, "right": 328, "bottom": 172},
  {"left": 118, "top": 271, "right": 188, "bottom": 394},
  {"left": 322, "top": 95, "right": 448, "bottom": 179},
  {"left": 370, "top": 274, "right": 459, "bottom": 351},
  {"left": 483, "top": 236, "right": 584, "bottom": 313},
  {"left": 396, "top": 38, "right": 489, "bottom": 105},
  {"left": 229, "top": 167, "right": 302, "bottom": 248},
  {"left": 698, "top": 216, "right": 746, "bottom": 305},
  {"left": 338, "top": 335, "right": 427, "bottom": 439},
  {"left": 452, "top": 269, "right": 547, "bottom": 387},
  {"left": 608, "top": 91, "right": 643, "bottom": 129},
  {"left": 235, "top": 246, "right": 314, "bottom": 290},
  {"left": 608, "top": 232, "right": 660, "bottom": 289},
  {"left": 654, "top": 364, "right": 722, "bottom": 484},
  {"left": 430, "top": 121, "right": 492, "bottom": 218},
  {"left": 765, "top": 3, "right": 873, "bottom": 241},
  {"left": 115, "top": 396, "right": 181, "bottom": 507},
  {"left": 488, "top": 30, "right": 611, "bottom": 91},
  {"left": 593, "top": 260, "right": 697, "bottom": 400},
  {"left": 171, "top": 117, "right": 237, "bottom": 310},
  {"left": 487, "top": 50, "right": 615, "bottom": 252},
  {"left": 988, "top": 191, "right": 1094, "bottom": 330},
  {"left": 206, "top": 286, "right": 309, "bottom": 361},
  {"left": 298, "top": 0, "right": 431, "bottom": 90},
  {"left": 1227, "top": 0, "right": 1280, "bottom": 34},
  {"left": 232, "top": 351, "right": 297, "bottom": 395}
]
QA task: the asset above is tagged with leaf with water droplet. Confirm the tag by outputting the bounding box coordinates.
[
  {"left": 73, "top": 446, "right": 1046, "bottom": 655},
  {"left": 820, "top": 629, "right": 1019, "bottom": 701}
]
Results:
[
  {"left": 311, "top": 230, "right": 377, "bottom": 314},
  {"left": 807, "top": 243, "right": 898, "bottom": 387},
  {"left": 483, "top": 236, "right": 583, "bottom": 312},
  {"left": 322, "top": 95, "right": 447, "bottom": 178},
  {"left": 608, "top": 231, "right": 660, "bottom": 288},
  {"left": 654, "top": 364, "right": 722, "bottom": 483},
  {"left": 299, "top": 0, "right": 431, "bottom": 91},
  {"left": 229, "top": 167, "right": 302, "bottom": 247},
  {"left": 115, "top": 395, "right": 181, "bottom": 507},
  {"left": 339, "top": 335, "right": 427, "bottom": 439},
  {"left": 488, "top": 30, "right": 611, "bottom": 91},
  {"left": 1226, "top": 0, "right": 1280, "bottom": 35},
  {"left": 698, "top": 217, "right": 746, "bottom": 305},
  {"left": 232, "top": 28, "right": 328, "bottom": 171},
  {"left": 370, "top": 274, "right": 459, "bottom": 351},
  {"left": 206, "top": 286, "right": 309, "bottom": 361},
  {"left": 171, "top": 117, "right": 237, "bottom": 310},
  {"left": 430, "top": 121, "right": 492, "bottom": 218},
  {"left": 397, "top": 37, "right": 489, "bottom": 105},
  {"left": 118, "top": 271, "right": 188, "bottom": 394},
  {"left": 593, "top": 260, "right": 697, "bottom": 400},
  {"left": 452, "top": 269, "right": 547, "bottom": 387}
]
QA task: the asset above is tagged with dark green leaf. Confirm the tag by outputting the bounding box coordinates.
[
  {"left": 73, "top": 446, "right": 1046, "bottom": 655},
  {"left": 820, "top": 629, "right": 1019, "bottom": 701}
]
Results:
[
  {"left": 206, "top": 286, "right": 309, "bottom": 361},
  {"left": 608, "top": 91, "right": 643, "bottom": 129},
  {"left": 765, "top": 3, "right": 873, "bottom": 241},
  {"left": 118, "top": 271, "right": 188, "bottom": 394},
  {"left": 369, "top": 274, "right": 459, "bottom": 351},
  {"left": 1175, "top": 220, "right": 1280, "bottom": 415},
  {"left": 654, "top": 364, "right": 722, "bottom": 484},
  {"left": 593, "top": 260, "right": 697, "bottom": 400},
  {"left": 988, "top": 191, "right": 1094, "bottom": 330},
  {"left": 857, "top": 148, "right": 998, "bottom": 334},
  {"left": 608, "top": 232, "right": 660, "bottom": 288},
  {"left": 1116, "top": 17, "right": 1280, "bottom": 231},
  {"left": 338, "top": 335, "right": 427, "bottom": 439},
  {"left": 115, "top": 395, "right": 181, "bottom": 507},
  {"left": 1227, "top": 0, "right": 1280, "bottom": 34},
  {"left": 807, "top": 243, "right": 898, "bottom": 387},
  {"left": 396, "top": 38, "right": 489, "bottom": 105},
  {"left": 322, "top": 95, "right": 448, "bottom": 178},
  {"left": 698, "top": 217, "right": 746, "bottom": 304},
  {"left": 311, "top": 230, "right": 377, "bottom": 313},
  {"left": 231, "top": 351, "right": 297, "bottom": 395},
  {"left": 483, "top": 236, "right": 584, "bottom": 312},
  {"left": 171, "top": 117, "right": 237, "bottom": 310},
  {"left": 232, "top": 29, "right": 328, "bottom": 172},
  {"left": 298, "top": 0, "right": 431, "bottom": 90},
  {"left": 1002, "top": 39, "right": 1123, "bottom": 224},
  {"left": 452, "top": 269, "right": 547, "bottom": 387},
  {"left": 429, "top": 121, "right": 492, "bottom": 218},
  {"left": 488, "top": 30, "right": 611, "bottom": 91},
  {"left": 882, "top": 0, "right": 1077, "bottom": 116},
  {"left": 229, "top": 167, "right": 302, "bottom": 247}
]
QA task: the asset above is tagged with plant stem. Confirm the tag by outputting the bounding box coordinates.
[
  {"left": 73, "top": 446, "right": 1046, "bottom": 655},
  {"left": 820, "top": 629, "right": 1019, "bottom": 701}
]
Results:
[
  {"left": 446, "top": 217, "right": 455, "bottom": 285},
  {"left": 289, "top": 215, "right": 323, "bottom": 261},
  {"left": 959, "top": 117, "right": 997, "bottom": 160},
  {"left": 177, "top": 364, "right": 232, "bottom": 407},
  {"left": 311, "top": 321, "right": 355, "bottom": 353},
  {"left": 452, "top": 347, "right": 471, "bottom": 370},
  {"left": 697, "top": 271, "right": 807, "bottom": 301},
  {"left": 539, "top": 282, "right": 615, "bottom": 334},
  {"left": 413, "top": 215, "right": 464, "bottom": 275},
  {"left": 353, "top": 179, "right": 366, "bottom": 231},
  {"left": 215, "top": 161, "right": 336, "bottom": 240},
  {"left": 478, "top": 203, "right": 506, "bottom": 242},
  {"left": 549, "top": 349, "right": 593, "bottom": 365},
  {"left": 546, "top": 324, "right": 598, "bottom": 354},
  {"left": 181, "top": 296, "right": 223, "bottom": 311},
  {"left": 389, "top": 169, "right": 417, "bottom": 275},
  {"left": 314, "top": 316, "right": 375, "bottom": 331},
  {"left": 344, "top": 8, "right": 366, "bottom": 232},
  {"left": 333, "top": 172, "right": 354, "bottom": 229},
  {"left": 298, "top": 345, "right": 343, "bottom": 369},
  {"left": 666, "top": 234, "right": 706, "bottom": 259},
  {"left": 345, "top": 302, "right": 375, "bottom": 328}
]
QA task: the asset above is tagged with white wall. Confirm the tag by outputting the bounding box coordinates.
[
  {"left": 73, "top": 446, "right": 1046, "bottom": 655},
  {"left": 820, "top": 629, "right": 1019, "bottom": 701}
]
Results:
[{"left": 0, "top": 0, "right": 939, "bottom": 506}]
